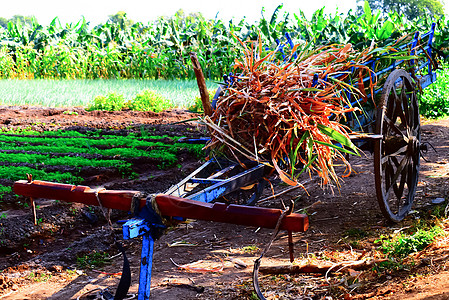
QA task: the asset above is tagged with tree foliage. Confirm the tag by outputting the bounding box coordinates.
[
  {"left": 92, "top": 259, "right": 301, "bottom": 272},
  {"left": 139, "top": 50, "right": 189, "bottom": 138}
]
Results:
[
  {"left": 357, "top": 0, "right": 444, "bottom": 20},
  {"left": 171, "top": 9, "right": 206, "bottom": 23},
  {"left": 108, "top": 11, "right": 134, "bottom": 28},
  {"left": 0, "top": 15, "right": 36, "bottom": 28},
  {"left": 0, "top": 17, "right": 8, "bottom": 29},
  {"left": 9, "top": 15, "right": 36, "bottom": 27}
]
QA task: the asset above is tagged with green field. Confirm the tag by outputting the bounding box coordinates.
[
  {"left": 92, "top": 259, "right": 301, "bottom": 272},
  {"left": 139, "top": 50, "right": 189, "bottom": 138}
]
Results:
[
  {"left": 0, "top": 73, "right": 446, "bottom": 119},
  {"left": 0, "top": 79, "right": 218, "bottom": 108}
]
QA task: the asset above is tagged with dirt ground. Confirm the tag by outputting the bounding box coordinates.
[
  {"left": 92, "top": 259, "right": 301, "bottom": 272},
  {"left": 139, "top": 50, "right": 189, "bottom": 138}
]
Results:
[{"left": 0, "top": 106, "right": 448, "bottom": 299}]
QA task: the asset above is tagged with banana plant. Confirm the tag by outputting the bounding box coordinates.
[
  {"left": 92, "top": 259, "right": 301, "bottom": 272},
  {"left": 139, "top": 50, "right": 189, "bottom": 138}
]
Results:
[{"left": 0, "top": 2, "right": 445, "bottom": 80}]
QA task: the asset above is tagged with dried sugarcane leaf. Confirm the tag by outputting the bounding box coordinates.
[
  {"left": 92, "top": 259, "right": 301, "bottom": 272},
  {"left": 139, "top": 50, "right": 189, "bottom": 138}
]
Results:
[{"left": 272, "top": 157, "right": 298, "bottom": 186}]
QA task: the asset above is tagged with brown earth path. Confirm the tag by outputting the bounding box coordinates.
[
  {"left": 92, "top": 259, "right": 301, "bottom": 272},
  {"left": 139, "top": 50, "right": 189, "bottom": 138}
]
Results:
[{"left": 0, "top": 106, "right": 447, "bottom": 299}]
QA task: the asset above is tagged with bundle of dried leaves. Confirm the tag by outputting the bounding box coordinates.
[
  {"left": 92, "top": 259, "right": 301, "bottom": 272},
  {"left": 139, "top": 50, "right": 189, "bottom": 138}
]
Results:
[{"left": 204, "top": 36, "right": 379, "bottom": 187}]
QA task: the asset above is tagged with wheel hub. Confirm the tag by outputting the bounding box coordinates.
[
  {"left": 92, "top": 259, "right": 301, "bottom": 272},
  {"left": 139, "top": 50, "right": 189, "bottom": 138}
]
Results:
[{"left": 407, "top": 136, "right": 419, "bottom": 155}]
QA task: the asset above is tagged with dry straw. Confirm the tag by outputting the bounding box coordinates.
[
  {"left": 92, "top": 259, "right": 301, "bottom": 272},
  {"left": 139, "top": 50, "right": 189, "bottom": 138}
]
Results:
[{"left": 203, "top": 35, "right": 377, "bottom": 188}]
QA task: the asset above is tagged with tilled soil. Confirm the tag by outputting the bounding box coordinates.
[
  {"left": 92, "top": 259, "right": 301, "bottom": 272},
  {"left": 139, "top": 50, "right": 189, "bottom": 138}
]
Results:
[{"left": 0, "top": 106, "right": 448, "bottom": 299}]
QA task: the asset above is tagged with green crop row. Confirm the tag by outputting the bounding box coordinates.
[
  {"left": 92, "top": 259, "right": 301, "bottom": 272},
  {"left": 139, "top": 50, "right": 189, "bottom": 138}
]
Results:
[
  {"left": 0, "top": 128, "right": 87, "bottom": 137},
  {"left": 0, "top": 3, "right": 448, "bottom": 81},
  {"left": 0, "top": 152, "right": 132, "bottom": 174},
  {"left": 0, "top": 139, "right": 205, "bottom": 193},
  {"left": 0, "top": 128, "right": 175, "bottom": 140},
  {"left": 0, "top": 134, "right": 173, "bottom": 148},
  {"left": 0, "top": 129, "right": 204, "bottom": 155},
  {"left": 0, "top": 135, "right": 204, "bottom": 171},
  {"left": 0, "top": 129, "right": 205, "bottom": 192},
  {"left": 0, "top": 185, "right": 12, "bottom": 199},
  {"left": 0, "top": 135, "right": 203, "bottom": 157},
  {"left": 0, "top": 165, "right": 83, "bottom": 184},
  {"left": 0, "top": 142, "right": 177, "bottom": 165}
]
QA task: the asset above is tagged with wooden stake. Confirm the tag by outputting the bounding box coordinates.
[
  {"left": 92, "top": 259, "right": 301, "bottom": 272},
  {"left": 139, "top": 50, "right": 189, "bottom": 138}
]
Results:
[
  {"left": 287, "top": 201, "right": 294, "bottom": 262},
  {"left": 30, "top": 197, "right": 37, "bottom": 226},
  {"left": 190, "top": 52, "right": 213, "bottom": 116},
  {"left": 288, "top": 231, "right": 294, "bottom": 263},
  {"left": 26, "top": 173, "right": 37, "bottom": 225}
]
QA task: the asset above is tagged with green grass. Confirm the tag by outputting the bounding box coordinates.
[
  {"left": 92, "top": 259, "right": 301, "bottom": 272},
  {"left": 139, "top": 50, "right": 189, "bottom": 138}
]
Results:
[
  {"left": 0, "top": 79, "right": 218, "bottom": 108},
  {"left": 377, "top": 225, "right": 445, "bottom": 258},
  {"left": 27, "top": 272, "right": 52, "bottom": 282},
  {"left": 76, "top": 251, "right": 110, "bottom": 270},
  {"left": 242, "top": 245, "right": 260, "bottom": 253}
]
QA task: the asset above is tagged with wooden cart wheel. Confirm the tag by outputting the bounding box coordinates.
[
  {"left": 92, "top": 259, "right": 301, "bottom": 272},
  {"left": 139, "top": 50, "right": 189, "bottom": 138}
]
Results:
[{"left": 374, "top": 69, "right": 421, "bottom": 222}]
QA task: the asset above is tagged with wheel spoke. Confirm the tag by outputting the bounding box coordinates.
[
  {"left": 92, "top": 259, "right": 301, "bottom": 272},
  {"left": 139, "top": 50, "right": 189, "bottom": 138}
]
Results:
[
  {"left": 386, "top": 92, "right": 396, "bottom": 119},
  {"left": 385, "top": 159, "right": 404, "bottom": 213},
  {"left": 390, "top": 155, "right": 400, "bottom": 169},
  {"left": 394, "top": 103, "right": 407, "bottom": 131},
  {"left": 397, "top": 85, "right": 409, "bottom": 129},
  {"left": 393, "top": 164, "right": 407, "bottom": 201},
  {"left": 385, "top": 160, "right": 394, "bottom": 198},
  {"left": 385, "top": 154, "right": 407, "bottom": 207},
  {"left": 391, "top": 84, "right": 400, "bottom": 104},
  {"left": 383, "top": 115, "right": 408, "bottom": 139},
  {"left": 389, "top": 92, "right": 401, "bottom": 123},
  {"left": 381, "top": 145, "right": 408, "bottom": 165},
  {"left": 406, "top": 162, "right": 414, "bottom": 203},
  {"left": 402, "top": 85, "right": 411, "bottom": 128},
  {"left": 385, "top": 154, "right": 409, "bottom": 196}
]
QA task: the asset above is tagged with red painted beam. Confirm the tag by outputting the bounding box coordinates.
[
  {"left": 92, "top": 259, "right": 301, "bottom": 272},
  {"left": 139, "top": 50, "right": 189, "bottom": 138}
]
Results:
[
  {"left": 155, "top": 194, "right": 308, "bottom": 232},
  {"left": 13, "top": 180, "right": 144, "bottom": 211},
  {"left": 13, "top": 180, "right": 308, "bottom": 232}
]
